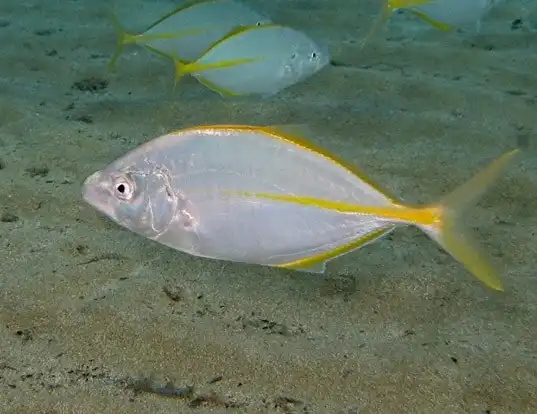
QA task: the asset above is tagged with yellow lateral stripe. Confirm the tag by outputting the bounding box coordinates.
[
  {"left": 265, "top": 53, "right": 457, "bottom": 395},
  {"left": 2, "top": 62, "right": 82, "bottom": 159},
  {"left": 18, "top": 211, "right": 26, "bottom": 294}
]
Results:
[
  {"left": 185, "top": 57, "right": 262, "bottom": 74},
  {"left": 226, "top": 190, "right": 440, "bottom": 225},
  {"left": 277, "top": 224, "right": 396, "bottom": 270}
]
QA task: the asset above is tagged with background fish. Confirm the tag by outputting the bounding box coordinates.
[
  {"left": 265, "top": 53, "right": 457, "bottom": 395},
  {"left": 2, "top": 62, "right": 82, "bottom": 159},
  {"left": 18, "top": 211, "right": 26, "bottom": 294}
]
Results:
[
  {"left": 170, "top": 24, "right": 331, "bottom": 97},
  {"left": 410, "top": 0, "right": 501, "bottom": 32},
  {"left": 82, "top": 124, "right": 519, "bottom": 291},
  {"left": 108, "top": 0, "right": 272, "bottom": 70},
  {"left": 362, "top": 0, "right": 501, "bottom": 47}
]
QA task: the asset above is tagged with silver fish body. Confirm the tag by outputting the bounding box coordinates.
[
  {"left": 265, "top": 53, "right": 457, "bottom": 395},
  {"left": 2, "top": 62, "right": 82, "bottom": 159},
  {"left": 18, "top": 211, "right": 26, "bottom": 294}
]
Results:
[
  {"left": 411, "top": 0, "right": 497, "bottom": 28},
  {"left": 82, "top": 126, "right": 394, "bottom": 272},
  {"left": 82, "top": 125, "right": 518, "bottom": 291}
]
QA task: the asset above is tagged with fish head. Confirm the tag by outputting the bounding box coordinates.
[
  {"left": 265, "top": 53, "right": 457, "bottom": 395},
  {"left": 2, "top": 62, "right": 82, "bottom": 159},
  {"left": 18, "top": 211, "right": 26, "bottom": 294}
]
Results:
[
  {"left": 286, "top": 37, "right": 331, "bottom": 81},
  {"left": 82, "top": 164, "right": 179, "bottom": 239}
]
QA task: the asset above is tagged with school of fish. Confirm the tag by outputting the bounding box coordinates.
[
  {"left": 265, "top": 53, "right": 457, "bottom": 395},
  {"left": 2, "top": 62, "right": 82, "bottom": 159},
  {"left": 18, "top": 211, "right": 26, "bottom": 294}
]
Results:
[
  {"left": 108, "top": 0, "right": 329, "bottom": 97},
  {"left": 107, "top": 0, "right": 506, "bottom": 96},
  {"left": 82, "top": 0, "right": 523, "bottom": 292}
]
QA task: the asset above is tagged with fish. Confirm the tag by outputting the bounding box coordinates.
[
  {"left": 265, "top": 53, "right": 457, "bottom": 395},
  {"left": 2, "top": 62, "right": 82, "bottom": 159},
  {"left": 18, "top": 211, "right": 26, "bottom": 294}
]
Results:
[
  {"left": 82, "top": 124, "right": 519, "bottom": 292},
  {"left": 409, "top": 0, "right": 501, "bottom": 31},
  {"left": 362, "top": 0, "right": 500, "bottom": 47},
  {"left": 107, "top": 0, "right": 272, "bottom": 70},
  {"left": 167, "top": 24, "right": 330, "bottom": 97}
]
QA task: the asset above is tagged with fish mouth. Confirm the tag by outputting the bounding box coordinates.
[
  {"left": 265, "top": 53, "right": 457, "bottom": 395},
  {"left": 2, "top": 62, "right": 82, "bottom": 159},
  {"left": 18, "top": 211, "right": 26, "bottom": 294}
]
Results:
[
  {"left": 81, "top": 170, "right": 103, "bottom": 204},
  {"left": 81, "top": 170, "right": 117, "bottom": 219}
]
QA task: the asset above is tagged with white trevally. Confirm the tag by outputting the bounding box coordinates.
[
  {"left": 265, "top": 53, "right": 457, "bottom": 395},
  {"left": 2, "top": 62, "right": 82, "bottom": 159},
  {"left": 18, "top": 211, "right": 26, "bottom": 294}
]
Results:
[
  {"left": 82, "top": 124, "right": 520, "bottom": 292},
  {"left": 362, "top": 0, "right": 502, "bottom": 47},
  {"left": 108, "top": 0, "right": 272, "bottom": 70},
  {"left": 410, "top": 0, "right": 501, "bottom": 32},
  {"left": 169, "top": 24, "right": 330, "bottom": 97}
]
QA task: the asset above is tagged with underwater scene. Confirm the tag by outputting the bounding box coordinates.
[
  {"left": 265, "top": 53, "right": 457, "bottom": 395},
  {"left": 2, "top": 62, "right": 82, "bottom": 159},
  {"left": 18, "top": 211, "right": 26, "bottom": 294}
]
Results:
[{"left": 1, "top": 0, "right": 537, "bottom": 412}]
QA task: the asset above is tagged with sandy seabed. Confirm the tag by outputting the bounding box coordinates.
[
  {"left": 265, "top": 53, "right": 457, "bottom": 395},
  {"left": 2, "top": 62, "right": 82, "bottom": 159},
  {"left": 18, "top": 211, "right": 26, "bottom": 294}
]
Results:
[{"left": 1, "top": 0, "right": 537, "bottom": 412}]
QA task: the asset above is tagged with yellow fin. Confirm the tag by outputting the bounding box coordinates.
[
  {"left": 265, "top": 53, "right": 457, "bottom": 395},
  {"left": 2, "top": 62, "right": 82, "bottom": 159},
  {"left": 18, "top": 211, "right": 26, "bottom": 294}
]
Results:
[
  {"left": 142, "top": 0, "right": 219, "bottom": 32},
  {"left": 254, "top": 125, "right": 402, "bottom": 202},
  {"left": 409, "top": 9, "right": 454, "bottom": 31},
  {"left": 278, "top": 224, "right": 396, "bottom": 272},
  {"left": 106, "top": 10, "right": 136, "bottom": 71},
  {"left": 420, "top": 149, "right": 520, "bottom": 291},
  {"left": 196, "top": 75, "right": 244, "bottom": 97}
]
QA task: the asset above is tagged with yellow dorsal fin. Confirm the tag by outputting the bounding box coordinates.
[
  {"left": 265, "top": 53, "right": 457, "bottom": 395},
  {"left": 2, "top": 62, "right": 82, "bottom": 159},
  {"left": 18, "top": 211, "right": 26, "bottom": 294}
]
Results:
[
  {"left": 143, "top": 0, "right": 217, "bottom": 32},
  {"left": 256, "top": 125, "right": 401, "bottom": 202}
]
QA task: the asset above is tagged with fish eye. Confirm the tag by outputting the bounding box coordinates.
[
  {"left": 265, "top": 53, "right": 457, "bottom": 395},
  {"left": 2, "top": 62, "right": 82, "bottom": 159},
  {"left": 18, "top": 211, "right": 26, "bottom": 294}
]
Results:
[
  {"left": 113, "top": 176, "right": 135, "bottom": 201},
  {"left": 311, "top": 52, "right": 318, "bottom": 59}
]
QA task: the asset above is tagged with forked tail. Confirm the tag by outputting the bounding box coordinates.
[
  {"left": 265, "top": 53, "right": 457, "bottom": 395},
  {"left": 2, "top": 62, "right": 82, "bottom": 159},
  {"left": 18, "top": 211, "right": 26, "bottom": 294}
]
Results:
[
  {"left": 417, "top": 149, "right": 520, "bottom": 291},
  {"left": 173, "top": 58, "right": 190, "bottom": 89},
  {"left": 107, "top": 11, "right": 128, "bottom": 71}
]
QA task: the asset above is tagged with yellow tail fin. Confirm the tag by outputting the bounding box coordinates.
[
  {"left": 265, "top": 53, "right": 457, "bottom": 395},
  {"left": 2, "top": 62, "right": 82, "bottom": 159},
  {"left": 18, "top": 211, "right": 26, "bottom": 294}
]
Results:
[
  {"left": 107, "top": 11, "right": 136, "bottom": 71},
  {"left": 419, "top": 149, "right": 520, "bottom": 291},
  {"left": 173, "top": 58, "right": 190, "bottom": 89}
]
